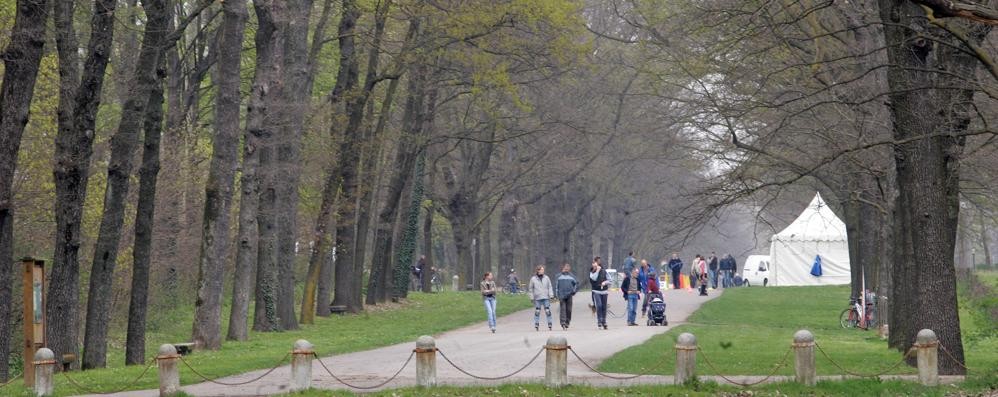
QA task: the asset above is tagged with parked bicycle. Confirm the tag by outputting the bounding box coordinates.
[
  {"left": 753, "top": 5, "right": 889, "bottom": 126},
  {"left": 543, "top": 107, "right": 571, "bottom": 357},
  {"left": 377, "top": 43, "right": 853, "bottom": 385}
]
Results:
[{"left": 840, "top": 291, "right": 877, "bottom": 329}]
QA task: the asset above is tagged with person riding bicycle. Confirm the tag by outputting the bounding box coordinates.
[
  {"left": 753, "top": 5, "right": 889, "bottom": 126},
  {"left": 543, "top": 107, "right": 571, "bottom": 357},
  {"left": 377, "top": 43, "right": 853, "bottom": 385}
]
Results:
[{"left": 506, "top": 269, "right": 520, "bottom": 293}]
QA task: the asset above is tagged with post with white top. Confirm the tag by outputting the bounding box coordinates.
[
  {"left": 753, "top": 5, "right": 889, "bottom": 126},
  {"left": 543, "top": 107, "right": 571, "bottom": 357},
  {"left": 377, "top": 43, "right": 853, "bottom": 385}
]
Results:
[
  {"left": 793, "top": 330, "right": 816, "bottom": 386},
  {"left": 915, "top": 329, "right": 939, "bottom": 386},
  {"left": 291, "top": 340, "right": 314, "bottom": 392},
  {"left": 32, "top": 348, "right": 55, "bottom": 397},
  {"left": 415, "top": 336, "right": 437, "bottom": 387},
  {"left": 451, "top": 275, "right": 460, "bottom": 291},
  {"left": 156, "top": 344, "right": 180, "bottom": 396},
  {"left": 675, "top": 332, "right": 697, "bottom": 384},
  {"left": 545, "top": 336, "right": 569, "bottom": 387}
]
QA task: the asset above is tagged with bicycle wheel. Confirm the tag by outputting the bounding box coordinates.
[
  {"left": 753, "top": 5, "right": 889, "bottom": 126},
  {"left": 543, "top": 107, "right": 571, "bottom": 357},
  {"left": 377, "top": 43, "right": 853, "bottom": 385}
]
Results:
[{"left": 840, "top": 308, "right": 856, "bottom": 328}]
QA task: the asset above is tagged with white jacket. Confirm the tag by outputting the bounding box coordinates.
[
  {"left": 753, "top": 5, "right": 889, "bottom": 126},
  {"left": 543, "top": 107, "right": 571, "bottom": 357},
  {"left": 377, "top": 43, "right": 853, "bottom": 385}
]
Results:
[{"left": 527, "top": 274, "right": 554, "bottom": 301}]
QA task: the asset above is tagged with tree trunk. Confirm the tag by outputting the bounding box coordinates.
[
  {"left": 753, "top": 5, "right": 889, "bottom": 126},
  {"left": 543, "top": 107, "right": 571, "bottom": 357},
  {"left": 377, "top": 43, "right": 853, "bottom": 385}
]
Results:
[
  {"left": 228, "top": 0, "right": 279, "bottom": 339},
  {"left": 878, "top": 0, "right": 987, "bottom": 374},
  {"left": 421, "top": 196, "right": 435, "bottom": 293},
  {"left": 363, "top": 78, "right": 401, "bottom": 305},
  {"left": 273, "top": 0, "right": 313, "bottom": 331},
  {"left": 302, "top": 180, "right": 337, "bottom": 321},
  {"left": 192, "top": 0, "right": 247, "bottom": 349},
  {"left": 83, "top": 0, "right": 170, "bottom": 369},
  {"left": 252, "top": 0, "right": 286, "bottom": 332},
  {"left": 330, "top": 0, "right": 364, "bottom": 313},
  {"left": 48, "top": 0, "right": 117, "bottom": 371},
  {"left": 0, "top": 0, "right": 48, "bottom": 380},
  {"left": 499, "top": 195, "right": 517, "bottom": 276},
  {"left": 124, "top": 45, "right": 167, "bottom": 365},
  {"left": 396, "top": 153, "right": 426, "bottom": 298}
]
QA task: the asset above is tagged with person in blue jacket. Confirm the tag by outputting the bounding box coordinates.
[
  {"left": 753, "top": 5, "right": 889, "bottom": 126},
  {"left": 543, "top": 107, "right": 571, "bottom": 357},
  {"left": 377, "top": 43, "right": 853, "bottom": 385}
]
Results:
[{"left": 667, "top": 252, "right": 684, "bottom": 290}]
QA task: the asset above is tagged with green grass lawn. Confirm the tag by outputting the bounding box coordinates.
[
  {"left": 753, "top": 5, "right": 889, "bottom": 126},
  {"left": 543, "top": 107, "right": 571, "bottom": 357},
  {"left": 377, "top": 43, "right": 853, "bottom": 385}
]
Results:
[
  {"left": 598, "top": 286, "right": 998, "bottom": 380},
  {"left": 2, "top": 292, "right": 533, "bottom": 397}
]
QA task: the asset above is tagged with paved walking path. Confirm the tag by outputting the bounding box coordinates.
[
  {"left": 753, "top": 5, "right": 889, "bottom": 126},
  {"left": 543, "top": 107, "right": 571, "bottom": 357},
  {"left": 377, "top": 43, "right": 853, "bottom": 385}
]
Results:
[{"left": 84, "top": 288, "right": 721, "bottom": 396}]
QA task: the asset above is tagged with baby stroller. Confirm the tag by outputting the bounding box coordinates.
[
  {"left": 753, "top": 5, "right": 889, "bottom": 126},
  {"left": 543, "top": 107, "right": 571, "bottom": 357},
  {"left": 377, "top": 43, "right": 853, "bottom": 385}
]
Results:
[{"left": 646, "top": 292, "right": 667, "bottom": 326}]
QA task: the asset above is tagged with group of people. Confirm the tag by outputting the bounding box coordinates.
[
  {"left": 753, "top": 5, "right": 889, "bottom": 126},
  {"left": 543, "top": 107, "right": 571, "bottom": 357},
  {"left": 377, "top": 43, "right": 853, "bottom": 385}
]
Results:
[{"left": 480, "top": 251, "right": 740, "bottom": 332}]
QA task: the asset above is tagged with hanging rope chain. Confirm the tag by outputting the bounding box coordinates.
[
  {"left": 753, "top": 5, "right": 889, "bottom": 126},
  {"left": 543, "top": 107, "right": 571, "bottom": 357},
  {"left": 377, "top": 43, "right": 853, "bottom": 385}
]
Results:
[
  {"left": 0, "top": 372, "right": 23, "bottom": 389},
  {"left": 62, "top": 357, "right": 156, "bottom": 395},
  {"left": 437, "top": 347, "right": 544, "bottom": 381},
  {"left": 313, "top": 350, "right": 414, "bottom": 390},
  {"left": 697, "top": 345, "right": 793, "bottom": 387},
  {"left": 567, "top": 346, "right": 668, "bottom": 380},
  {"left": 180, "top": 353, "right": 289, "bottom": 387},
  {"left": 814, "top": 341, "right": 914, "bottom": 378}
]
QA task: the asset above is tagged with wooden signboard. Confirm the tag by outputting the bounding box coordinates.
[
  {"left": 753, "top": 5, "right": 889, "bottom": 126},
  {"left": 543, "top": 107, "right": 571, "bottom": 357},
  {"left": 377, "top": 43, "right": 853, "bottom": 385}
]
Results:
[{"left": 22, "top": 257, "right": 44, "bottom": 387}]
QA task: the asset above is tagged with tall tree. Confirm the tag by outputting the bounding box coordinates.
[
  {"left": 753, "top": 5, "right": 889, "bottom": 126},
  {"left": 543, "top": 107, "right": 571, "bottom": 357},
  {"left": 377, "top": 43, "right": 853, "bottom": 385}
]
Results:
[
  {"left": 48, "top": 0, "right": 118, "bottom": 370},
  {"left": 83, "top": 0, "right": 173, "bottom": 369},
  {"left": 193, "top": 0, "right": 248, "bottom": 348},
  {"left": 0, "top": 0, "right": 49, "bottom": 381}
]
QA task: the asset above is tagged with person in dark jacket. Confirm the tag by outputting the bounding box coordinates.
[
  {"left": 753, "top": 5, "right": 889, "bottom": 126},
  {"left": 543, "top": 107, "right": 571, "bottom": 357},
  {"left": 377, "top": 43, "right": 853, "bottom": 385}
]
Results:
[
  {"left": 554, "top": 263, "right": 579, "bottom": 330},
  {"left": 621, "top": 268, "right": 641, "bottom": 326},
  {"left": 667, "top": 252, "right": 684, "bottom": 290},
  {"left": 638, "top": 260, "right": 656, "bottom": 316},
  {"left": 589, "top": 257, "right": 610, "bottom": 330},
  {"left": 708, "top": 252, "right": 719, "bottom": 289},
  {"left": 720, "top": 254, "right": 737, "bottom": 288}
]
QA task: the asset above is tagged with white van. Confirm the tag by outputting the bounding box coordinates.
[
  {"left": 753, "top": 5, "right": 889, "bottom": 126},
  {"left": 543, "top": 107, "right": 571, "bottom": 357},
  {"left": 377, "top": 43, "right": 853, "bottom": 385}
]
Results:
[{"left": 742, "top": 255, "right": 771, "bottom": 287}]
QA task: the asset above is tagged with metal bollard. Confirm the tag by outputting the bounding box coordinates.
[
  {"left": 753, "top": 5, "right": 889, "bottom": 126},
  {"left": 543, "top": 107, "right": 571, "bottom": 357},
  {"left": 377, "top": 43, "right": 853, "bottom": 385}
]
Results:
[
  {"left": 415, "top": 335, "right": 437, "bottom": 387},
  {"left": 157, "top": 344, "right": 181, "bottom": 396},
  {"left": 545, "top": 336, "right": 569, "bottom": 387},
  {"left": 32, "top": 348, "right": 55, "bottom": 397},
  {"left": 915, "top": 329, "right": 939, "bottom": 386},
  {"left": 793, "top": 330, "right": 816, "bottom": 386},
  {"left": 291, "top": 340, "right": 314, "bottom": 392},
  {"left": 674, "top": 332, "right": 697, "bottom": 384}
]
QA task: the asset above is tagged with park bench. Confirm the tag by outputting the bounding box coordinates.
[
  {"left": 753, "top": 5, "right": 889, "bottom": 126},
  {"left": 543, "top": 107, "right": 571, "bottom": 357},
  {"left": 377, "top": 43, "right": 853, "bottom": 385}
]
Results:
[
  {"left": 329, "top": 305, "right": 347, "bottom": 315},
  {"left": 172, "top": 343, "right": 195, "bottom": 356}
]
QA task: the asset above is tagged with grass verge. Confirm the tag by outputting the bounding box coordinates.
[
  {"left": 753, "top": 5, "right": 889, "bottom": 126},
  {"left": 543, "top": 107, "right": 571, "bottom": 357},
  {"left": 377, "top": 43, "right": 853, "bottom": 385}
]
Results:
[
  {"left": 2, "top": 292, "right": 532, "bottom": 397},
  {"left": 598, "top": 285, "right": 998, "bottom": 380}
]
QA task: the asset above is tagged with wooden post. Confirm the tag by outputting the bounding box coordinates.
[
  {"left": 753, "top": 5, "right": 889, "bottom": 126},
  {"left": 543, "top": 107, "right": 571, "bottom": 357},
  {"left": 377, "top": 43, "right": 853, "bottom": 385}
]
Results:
[
  {"left": 915, "top": 329, "right": 939, "bottom": 386},
  {"left": 157, "top": 344, "right": 180, "bottom": 396},
  {"left": 545, "top": 336, "right": 568, "bottom": 387},
  {"left": 675, "top": 332, "right": 697, "bottom": 384},
  {"left": 22, "top": 258, "right": 45, "bottom": 387},
  {"left": 793, "top": 329, "right": 816, "bottom": 386},
  {"left": 415, "top": 335, "right": 436, "bottom": 387},
  {"left": 290, "top": 340, "right": 314, "bottom": 392},
  {"left": 32, "top": 348, "right": 54, "bottom": 397}
]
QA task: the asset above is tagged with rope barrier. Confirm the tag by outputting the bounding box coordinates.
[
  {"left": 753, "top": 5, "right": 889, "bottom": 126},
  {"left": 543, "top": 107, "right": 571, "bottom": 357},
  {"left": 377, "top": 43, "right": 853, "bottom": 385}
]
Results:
[
  {"left": 62, "top": 358, "right": 157, "bottom": 395},
  {"left": 697, "top": 345, "right": 793, "bottom": 387},
  {"left": 568, "top": 346, "right": 668, "bottom": 380},
  {"left": 437, "top": 347, "right": 544, "bottom": 381},
  {"left": 814, "top": 341, "right": 914, "bottom": 378},
  {"left": 179, "top": 353, "right": 289, "bottom": 386},
  {"left": 0, "top": 373, "right": 23, "bottom": 389},
  {"left": 313, "top": 351, "right": 414, "bottom": 390},
  {"left": 938, "top": 342, "right": 972, "bottom": 372}
]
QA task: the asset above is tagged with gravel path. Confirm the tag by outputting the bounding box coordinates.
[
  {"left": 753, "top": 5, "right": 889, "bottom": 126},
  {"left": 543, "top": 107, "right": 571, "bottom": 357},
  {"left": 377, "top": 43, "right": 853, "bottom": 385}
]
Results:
[{"left": 85, "top": 288, "right": 722, "bottom": 396}]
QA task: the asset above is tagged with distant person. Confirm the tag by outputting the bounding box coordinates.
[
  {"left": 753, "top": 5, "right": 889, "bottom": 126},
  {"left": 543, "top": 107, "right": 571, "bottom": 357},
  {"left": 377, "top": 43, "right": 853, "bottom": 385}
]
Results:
[
  {"left": 590, "top": 257, "right": 610, "bottom": 330},
  {"left": 667, "top": 252, "right": 684, "bottom": 290},
  {"left": 554, "top": 263, "right": 579, "bottom": 330},
  {"left": 720, "top": 254, "right": 737, "bottom": 288},
  {"left": 638, "top": 260, "right": 656, "bottom": 316},
  {"left": 622, "top": 252, "right": 637, "bottom": 276},
  {"left": 481, "top": 272, "right": 498, "bottom": 333},
  {"left": 411, "top": 256, "right": 425, "bottom": 291},
  {"left": 506, "top": 269, "right": 520, "bottom": 293},
  {"left": 527, "top": 265, "right": 554, "bottom": 331},
  {"left": 708, "top": 252, "right": 719, "bottom": 289},
  {"left": 621, "top": 268, "right": 641, "bottom": 326},
  {"left": 696, "top": 255, "right": 709, "bottom": 296}
]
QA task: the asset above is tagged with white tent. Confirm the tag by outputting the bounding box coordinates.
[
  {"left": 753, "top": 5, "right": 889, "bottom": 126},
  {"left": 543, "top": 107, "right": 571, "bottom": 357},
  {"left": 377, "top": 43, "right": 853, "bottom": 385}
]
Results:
[{"left": 768, "top": 193, "right": 851, "bottom": 286}]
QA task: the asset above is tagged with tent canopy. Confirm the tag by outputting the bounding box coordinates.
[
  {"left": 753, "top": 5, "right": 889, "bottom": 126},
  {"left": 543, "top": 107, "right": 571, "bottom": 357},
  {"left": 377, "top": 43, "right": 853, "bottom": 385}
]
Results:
[{"left": 768, "top": 193, "right": 851, "bottom": 286}]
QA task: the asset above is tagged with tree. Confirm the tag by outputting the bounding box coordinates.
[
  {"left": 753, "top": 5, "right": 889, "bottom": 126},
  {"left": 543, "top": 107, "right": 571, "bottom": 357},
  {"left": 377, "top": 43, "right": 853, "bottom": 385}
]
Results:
[
  {"left": 193, "top": 0, "right": 248, "bottom": 349},
  {"left": 48, "top": 0, "right": 118, "bottom": 370},
  {"left": 0, "top": 0, "right": 49, "bottom": 381},
  {"left": 83, "top": 0, "right": 174, "bottom": 369}
]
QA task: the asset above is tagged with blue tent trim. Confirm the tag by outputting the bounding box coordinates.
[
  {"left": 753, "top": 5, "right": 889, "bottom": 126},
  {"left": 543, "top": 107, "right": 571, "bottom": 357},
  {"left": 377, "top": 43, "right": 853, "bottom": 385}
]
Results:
[{"left": 810, "top": 255, "right": 823, "bottom": 277}]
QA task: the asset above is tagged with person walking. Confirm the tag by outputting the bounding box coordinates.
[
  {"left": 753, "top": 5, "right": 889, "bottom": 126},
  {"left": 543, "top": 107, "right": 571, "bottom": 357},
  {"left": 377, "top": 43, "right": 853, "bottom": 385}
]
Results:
[
  {"left": 621, "top": 268, "right": 641, "bottom": 326},
  {"left": 554, "top": 263, "right": 579, "bottom": 330},
  {"left": 411, "top": 256, "right": 425, "bottom": 291},
  {"left": 589, "top": 257, "right": 610, "bottom": 330},
  {"left": 638, "top": 260, "right": 656, "bottom": 316},
  {"left": 720, "top": 254, "right": 737, "bottom": 288},
  {"left": 696, "top": 255, "right": 709, "bottom": 296},
  {"left": 622, "top": 252, "right": 637, "bottom": 276},
  {"left": 481, "top": 272, "right": 498, "bottom": 333},
  {"left": 527, "top": 265, "right": 554, "bottom": 331},
  {"left": 667, "top": 252, "right": 684, "bottom": 290},
  {"left": 707, "top": 252, "right": 719, "bottom": 289},
  {"left": 506, "top": 269, "right": 520, "bottom": 293}
]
